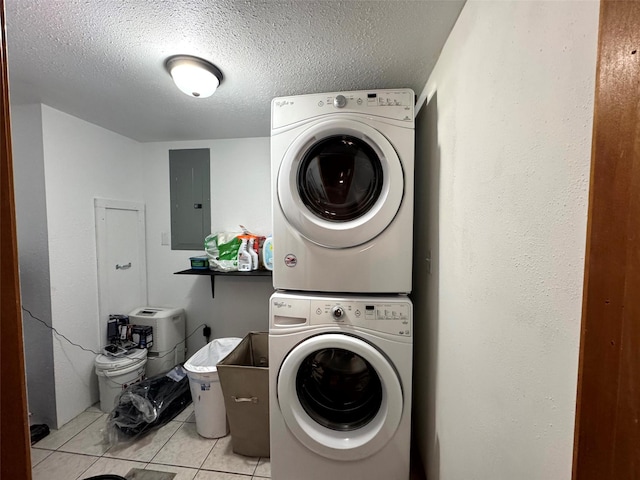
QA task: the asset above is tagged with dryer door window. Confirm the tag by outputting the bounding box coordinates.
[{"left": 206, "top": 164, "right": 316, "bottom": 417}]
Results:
[
  {"left": 277, "top": 119, "right": 405, "bottom": 248},
  {"left": 277, "top": 333, "right": 403, "bottom": 461},
  {"left": 297, "top": 135, "right": 384, "bottom": 222},
  {"left": 296, "top": 347, "right": 383, "bottom": 431}
]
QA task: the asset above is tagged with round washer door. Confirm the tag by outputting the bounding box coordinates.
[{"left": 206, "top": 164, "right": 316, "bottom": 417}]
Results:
[
  {"left": 277, "top": 333, "right": 403, "bottom": 461},
  {"left": 277, "top": 119, "right": 404, "bottom": 248}
]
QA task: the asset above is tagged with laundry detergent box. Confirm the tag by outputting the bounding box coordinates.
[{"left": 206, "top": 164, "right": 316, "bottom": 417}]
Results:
[{"left": 216, "top": 332, "right": 269, "bottom": 457}]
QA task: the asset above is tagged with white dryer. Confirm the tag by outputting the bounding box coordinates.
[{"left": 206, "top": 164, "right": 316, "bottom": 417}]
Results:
[
  {"left": 269, "top": 291, "right": 412, "bottom": 480},
  {"left": 271, "top": 89, "right": 415, "bottom": 294}
]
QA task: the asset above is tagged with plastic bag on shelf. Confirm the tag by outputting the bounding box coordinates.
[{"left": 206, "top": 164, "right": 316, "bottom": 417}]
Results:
[
  {"left": 105, "top": 365, "right": 192, "bottom": 446},
  {"left": 205, "top": 232, "right": 242, "bottom": 272}
]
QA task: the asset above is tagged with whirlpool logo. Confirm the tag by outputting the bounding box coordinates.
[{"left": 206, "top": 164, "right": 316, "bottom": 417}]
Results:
[{"left": 273, "top": 301, "right": 291, "bottom": 309}]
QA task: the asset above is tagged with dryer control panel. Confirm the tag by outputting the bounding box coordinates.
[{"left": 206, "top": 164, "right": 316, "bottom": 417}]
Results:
[{"left": 271, "top": 89, "right": 415, "bottom": 130}]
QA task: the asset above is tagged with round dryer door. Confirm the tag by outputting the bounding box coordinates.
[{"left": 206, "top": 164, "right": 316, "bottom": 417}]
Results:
[
  {"left": 277, "top": 333, "right": 403, "bottom": 461},
  {"left": 277, "top": 119, "right": 404, "bottom": 248}
]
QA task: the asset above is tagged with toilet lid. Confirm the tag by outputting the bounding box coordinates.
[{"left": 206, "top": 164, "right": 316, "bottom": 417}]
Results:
[{"left": 95, "top": 347, "right": 147, "bottom": 370}]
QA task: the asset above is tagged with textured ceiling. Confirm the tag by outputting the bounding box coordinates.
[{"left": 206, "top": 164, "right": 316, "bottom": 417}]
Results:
[{"left": 6, "top": 0, "right": 464, "bottom": 142}]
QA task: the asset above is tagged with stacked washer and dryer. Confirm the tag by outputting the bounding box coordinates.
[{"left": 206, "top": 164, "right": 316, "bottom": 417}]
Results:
[{"left": 269, "top": 89, "right": 415, "bottom": 480}]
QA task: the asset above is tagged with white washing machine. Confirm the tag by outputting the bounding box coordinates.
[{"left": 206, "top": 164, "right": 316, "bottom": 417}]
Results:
[
  {"left": 271, "top": 89, "right": 415, "bottom": 294},
  {"left": 269, "top": 291, "right": 412, "bottom": 480}
]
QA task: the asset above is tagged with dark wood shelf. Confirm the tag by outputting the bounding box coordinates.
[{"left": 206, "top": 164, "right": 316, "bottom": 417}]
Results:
[{"left": 174, "top": 268, "right": 272, "bottom": 297}]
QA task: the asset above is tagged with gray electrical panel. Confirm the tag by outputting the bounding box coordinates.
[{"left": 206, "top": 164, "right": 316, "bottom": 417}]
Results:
[{"left": 169, "top": 148, "right": 211, "bottom": 250}]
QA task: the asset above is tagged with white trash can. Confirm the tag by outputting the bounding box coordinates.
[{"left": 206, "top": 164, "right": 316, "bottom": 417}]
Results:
[
  {"left": 184, "top": 338, "right": 242, "bottom": 438},
  {"left": 95, "top": 348, "right": 148, "bottom": 413}
]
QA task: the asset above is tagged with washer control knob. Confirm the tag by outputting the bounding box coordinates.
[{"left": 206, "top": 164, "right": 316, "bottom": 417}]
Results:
[
  {"left": 334, "top": 95, "right": 347, "bottom": 108},
  {"left": 332, "top": 306, "right": 345, "bottom": 320}
]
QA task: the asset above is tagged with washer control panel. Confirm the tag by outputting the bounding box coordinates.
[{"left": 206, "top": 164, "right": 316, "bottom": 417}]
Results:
[
  {"left": 310, "top": 299, "right": 412, "bottom": 337},
  {"left": 331, "top": 305, "right": 346, "bottom": 320}
]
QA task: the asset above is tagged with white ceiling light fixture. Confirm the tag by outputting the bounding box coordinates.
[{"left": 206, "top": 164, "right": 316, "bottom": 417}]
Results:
[{"left": 165, "top": 55, "right": 223, "bottom": 98}]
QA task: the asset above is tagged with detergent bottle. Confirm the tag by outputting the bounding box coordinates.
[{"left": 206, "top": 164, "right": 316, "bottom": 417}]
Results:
[
  {"left": 262, "top": 236, "right": 273, "bottom": 271},
  {"left": 248, "top": 237, "right": 259, "bottom": 270},
  {"left": 237, "top": 236, "right": 252, "bottom": 272}
]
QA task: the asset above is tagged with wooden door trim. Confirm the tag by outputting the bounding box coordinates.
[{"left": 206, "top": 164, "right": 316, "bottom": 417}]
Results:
[
  {"left": 0, "top": 0, "right": 33, "bottom": 476},
  {"left": 573, "top": 1, "right": 640, "bottom": 478}
]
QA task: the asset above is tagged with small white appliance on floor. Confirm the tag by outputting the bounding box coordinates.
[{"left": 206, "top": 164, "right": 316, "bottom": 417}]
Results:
[
  {"left": 128, "top": 306, "right": 186, "bottom": 378},
  {"left": 269, "top": 291, "right": 413, "bottom": 480},
  {"left": 271, "top": 89, "right": 415, "bottom": 294}
]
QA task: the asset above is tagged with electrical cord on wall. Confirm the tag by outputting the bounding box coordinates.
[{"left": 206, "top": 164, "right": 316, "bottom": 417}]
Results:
[
  {"left": 22, "top": 306, "right": 206, "bottom": 359},
  {"left": 153, "top": 323, "right": 206, "bottom": 359},
  {"left": 22, "top": 306, "right": 102, "bottom": 355}
]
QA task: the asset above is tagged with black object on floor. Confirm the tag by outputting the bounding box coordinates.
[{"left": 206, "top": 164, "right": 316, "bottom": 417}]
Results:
[
  {"left": 83, "top": 476, "right": 127, "bottom": 480},
  {"left": 29, "top": 424, "right": 50, "bottom": 445},
  {"left": 109, "top": 366, "right": 191, "bottom": 438}
]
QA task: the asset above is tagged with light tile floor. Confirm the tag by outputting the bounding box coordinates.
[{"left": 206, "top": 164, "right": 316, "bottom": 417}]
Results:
[{"left": 31, "top": 403, "right": 270, "bottom": 480}]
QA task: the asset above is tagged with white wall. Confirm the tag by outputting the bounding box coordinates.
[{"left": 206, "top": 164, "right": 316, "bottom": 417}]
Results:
[
  {"left": 142, "top": 138, "right": 273, "bottom": 358},
  {"left": 41, "top": 105, "right": 143, "bottom": 426},
  {"left": 413, "top": 2, "right": 599, "bottom": 479},
  {"left": 11, "top": 103, "right": 57, "bottom": 427},
  {"left": 12, "top": 104, "right": 273, "bottom": 427}
]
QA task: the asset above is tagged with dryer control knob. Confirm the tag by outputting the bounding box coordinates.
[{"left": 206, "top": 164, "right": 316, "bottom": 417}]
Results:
[
  {"left": 332, "top": 306, "right": 345, "bottom": 320},
  {"left": 333, "top": 95, "right": 347, "bottom": 108}
]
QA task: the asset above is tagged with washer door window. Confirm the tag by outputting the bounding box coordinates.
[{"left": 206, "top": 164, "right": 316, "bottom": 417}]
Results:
[
  {"left": 277, "top": 334, "right": 403, "bottom": 461},
  {"left": 278, "top": 119, "right": 404, "bottom": 248},
  {"left": 296, "top": 347, "right": 383, "bottom": 431}
]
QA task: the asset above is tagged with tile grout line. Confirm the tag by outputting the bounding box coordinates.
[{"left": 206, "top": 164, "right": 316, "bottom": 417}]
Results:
[
  {"left": 35, "top": 407, "right": 273, "bottom": 479},
  {"left": 148, "top": 422, "right": 220, "bottom": 471},
  {"left": 196, "top": 460, "right": 261, "bottom": 476},
  {"left": 251, "top": 457, "right": 259, "bottom": 477},
  {"left": 34, "top": 413, "right": 184, "bottom": 478},
  {"left": 195, "top": 433, "right": 218, "bottom": 471},
  {"left": 107, "top": 417, "right": 186, "bottom": 462},
  {"left": 71, "top": 452, "right": 100, "bottom": 480},
  {"left": 33, "top": 411, "right": 103, "bottom": 452},
  {"left": 29, "top": 448, "right": 52, "bottom": 469},
  {"left": 32, "top": 446, "right": 55, "bottom": 452},
  {"left": 145, "top": 419, "right": 191, "bottom": 465},
  {"left": 61, "top": 413, "right": 110, "bottom": 456}
]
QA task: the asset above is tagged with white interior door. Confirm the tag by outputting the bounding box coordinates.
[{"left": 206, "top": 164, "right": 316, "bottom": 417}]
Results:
[{"left": 95, "top": 199, "right": 147, "bottom": 345}]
